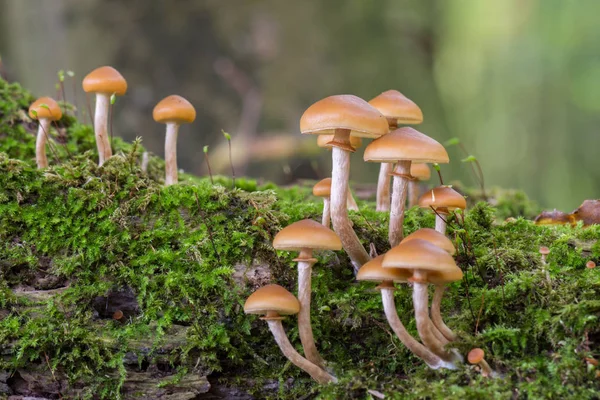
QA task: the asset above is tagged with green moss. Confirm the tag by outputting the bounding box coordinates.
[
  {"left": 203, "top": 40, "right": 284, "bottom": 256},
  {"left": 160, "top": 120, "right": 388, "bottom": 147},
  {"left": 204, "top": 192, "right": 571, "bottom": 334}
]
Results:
[{"left": 0, "top": 77, "right": 599, "bottom": 399}]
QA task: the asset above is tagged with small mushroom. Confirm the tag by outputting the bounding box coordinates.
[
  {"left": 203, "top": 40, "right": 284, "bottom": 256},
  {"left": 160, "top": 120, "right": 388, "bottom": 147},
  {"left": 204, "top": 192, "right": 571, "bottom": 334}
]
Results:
[
  {"left": 368, "top": 90, "right": 424, "bottom": 212},
  {"left": 244, "top": 284, "right": 336, "bottom": 384},
  {"left": 28, "top": 97, "right": 62, "bottom": 169},
  {"left": 586, "top": 261, "right": 596, "bottom": 269},
  {"left": 82, "top": 66, "right": 128, "bottom": 166},
  {"left": 408, "top": 163, "right": 431, "bottom": 208},
  {"left": 357, "top": 255, "right": 455, "bottom": 369},
  {"left": 313, "top": 178, "right": 332, "bottom": 227},
  {"left": 539, "top": 246, "right": 550, "bottom": 265},
  {"left": 467, "top": 348, "right": 495, "bottom": 377},
  {"left": 534, "top": 209, "right": 573, "bottom": 226},
  {"left": 418, "top": 186, "right": 467, "bottom": 235},
  {"left": 273, "top": 219, "right": 342, "bottom": 369},
  {"left": 301, "top": 95, "right": 388, "bottom": 273},
  {"left": 153, "top": 95, "right": 197, "bottom": 185}
]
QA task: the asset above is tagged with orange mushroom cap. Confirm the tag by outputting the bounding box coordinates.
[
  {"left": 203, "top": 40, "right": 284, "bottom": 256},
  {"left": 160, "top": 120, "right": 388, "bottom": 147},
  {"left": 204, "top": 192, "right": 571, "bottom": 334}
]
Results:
[
  {"left": 244, "top": 284, "right": 300, "bottom": 317},
  {"left": 29, "top": 97, "right": 62, "bottom": 121},
  {"left": 467, "top": 348, "right": 485, "bottom": 364},
  {"left": 273, "top": 219, "right": 341, "bottom": 252},
  {"left": 82, "top": 66, "right": 127, "bottom": 95},
  {"left": 313, "top": 178, "right": 332, "bottom": 198},
  {"left": 363, "top": 127, "right": 449, "bottom": 164},
  {"left": 418, "top": 186, "right": 467, "bottom": 212},
  {"left": 368, "top": 90, "right": 423, "bottom": 125},
  {"left": 153, "top": 95, "right": 196, "bottom": 124}
]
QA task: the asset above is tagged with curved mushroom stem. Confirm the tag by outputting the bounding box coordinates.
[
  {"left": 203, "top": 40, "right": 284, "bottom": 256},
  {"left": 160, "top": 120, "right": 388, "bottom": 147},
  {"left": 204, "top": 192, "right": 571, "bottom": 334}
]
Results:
[
  {"left": 376, "top": 163, "right": 393, "bottom": 212},
  {"left": 431, "top": 285, "right": 458, "bottom": 342},
  {"left": 266, "top": 320, "right": 336, "bottom": 384},
  {"left": 93, "top": 93, "right": 113, "bottom": 166},
  {"left": 330, "top": 129, "right": 370, "bottom": 273},
  {"left": 164, "top": 122, "right": 180, "bottom": 186},
  {"left": 321, "top": 198, "right": 331, "bottom": 228},
  {"left": 347, "top": 189, "right": 359, "bottom": 211},
  {"left": 408, "top": 180, "right": 421, "bottom": 208},
  {"left": 380, "top": 285, "right": 455, "bottom": 370},
  {"left": 435, "top": 213, "right": 448, "bottom": 235},
  {"left": 296, "top": 250, "right": 326, "bottom": 369},
  {"left": 35, "top": 118, "right": 51, "bottom": 169},
  {"left": 412, "top": 280, "right": 453, "bottom": 361},
  {"left": 388, "top": 160, "right": 411, "bottom": 247},
  {"left": 476, "top": 358, "right": 494, "bottom": 378}
]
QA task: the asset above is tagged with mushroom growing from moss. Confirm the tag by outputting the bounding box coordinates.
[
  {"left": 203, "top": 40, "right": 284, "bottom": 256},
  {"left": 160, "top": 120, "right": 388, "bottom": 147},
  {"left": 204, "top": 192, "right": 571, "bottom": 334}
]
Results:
[
  {"left": 364, "top": 127, "right": 449, "bottom": 246},
  {"left": 418, "top": 186, "right": 466, "bottom": 235},
  {"left": 82, "top": 66, "right": 127, "bottom": 166},
  {"left": 313, "top": 178, "right": 332, "bottom": 227},
  {"left": 273, "top": 219, "right": 341, "bottom": 369},
  {"left": 357, "top": 255, "right": 455, "bottom": 369},
  {"left": 244, "top": 284, "right": 336, "bottom": 384},
  {"left": 408, "top": 163, "right": 431, "bottom": 208},
  {"left": 368, "top": 90, "right": 423, "bottom": 212},
  {"left": 28, "top": 97, "right": 62, "bottom": 169},
  {"left": 153, "top": 95, "right": 197, "bottom": 186},
  {"left": 467, "top": 348, "right": 495, "bottom": 377},
  {"left": 301, "top": 95, "right": 388, "bottom": 272}
]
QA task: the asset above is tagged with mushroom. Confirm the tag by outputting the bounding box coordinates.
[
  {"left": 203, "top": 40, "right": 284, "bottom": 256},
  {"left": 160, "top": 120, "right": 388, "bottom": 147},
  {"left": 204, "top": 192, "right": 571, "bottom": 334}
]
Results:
[
  {"left": 418, "top": 186, "right": 467, "bottom": 235},
  {"left": 368, "top": 90, "right": 423, "bottom": 212},
  {"left": 364, "top": 127, "right": 449, "bottom": 247},
  {"left": 587, "top": 261, "right": 596, "bottom": 269},
  {"left": 402, "top": 228, "right": 459, "bottom": 341},
  {"left": 408, "top": 163, "right": 431, "bottom": 208},
  {"left": 82, "top": 66, "right": 127, "bottom": 166},
  {"left": 273, "top": 219, "right": 342, "bottom": 369},
  {"left": 383, "top": 239, "right": 462, "bottom": 362},
  {"left": 313, "top": 178, "right": 332, "bottom": 227},
  {"left": 467, "top": 348, "right": 495, "bottom": 377},
  {"left": 152, "top": 95, "right": 197, "bottom": 185},
  {"left": 534, "top": 209, "right": 574, "bottom": 226},
  {"left": 357, "top": 255, "right": 455, "bottom": 369},
  {"left": 28, "top": 97, "right": 62, "bottom": 169},
  {"left": 301, "top": 95, "right": 388, "bottom": 273},
  {"left": 571, "top": 199, "right": 600, "bottom": 227},
  {"left": 244, "top": 284, "right": 336, "bottom": 384},
  {"left": 539, "top": 246, "right": 550, "bottom": 265}
]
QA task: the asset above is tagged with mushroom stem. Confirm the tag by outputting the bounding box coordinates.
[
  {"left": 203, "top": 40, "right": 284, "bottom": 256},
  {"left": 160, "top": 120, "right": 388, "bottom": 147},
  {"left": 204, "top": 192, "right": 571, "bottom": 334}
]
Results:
[
  {"left": 388, "top": 160, "right": 411, "bottom": 247},
  {"left": 408, "top": 180, "right": 420, "bottom": 208},
  {"left": 435, "top": 213, "right": 447, "bottom": 235},
  {"left": 296, "top": 254, "right": 326, "bottom": 369},
  {"left": 164, "top": 122, "right": 180, "bottom": 186},
  {"left": 347, "top": 189, "right": 359, "bottom": 211},
  {"left": 477, "top": 358, "right": 494, "bottom": 378},
  {"left": 380, "top": 286, "right": 455, "bottom": 369},
  {"left": 330, "top": 129, "right": 370, "bottom": 273},
  {"left": 266, "top": 320, "right": 336, "bottom": 384},
  {"left": 376, "top": 163, "right": 393, "bottom": 211},
  {"left": 431, "top": 285, "right": 458, "bottom": 342},
  {"left": 322, "top": 198, "right": 331, "bottom": 228},
  {"left": 93, "top": 93, "right": 113, "bottom": 166},
  {"left": 412, "top": 281, "right": 453, "bottom": 361},
  {"left": 35, "top": 118, "right": 51, "bottom": 169}
]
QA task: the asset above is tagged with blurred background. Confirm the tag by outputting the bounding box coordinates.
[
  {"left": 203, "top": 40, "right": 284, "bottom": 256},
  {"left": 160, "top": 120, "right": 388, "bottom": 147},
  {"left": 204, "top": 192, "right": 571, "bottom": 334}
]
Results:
[{"left": 1, "top": 0, "right": 599, "bottom": 210}]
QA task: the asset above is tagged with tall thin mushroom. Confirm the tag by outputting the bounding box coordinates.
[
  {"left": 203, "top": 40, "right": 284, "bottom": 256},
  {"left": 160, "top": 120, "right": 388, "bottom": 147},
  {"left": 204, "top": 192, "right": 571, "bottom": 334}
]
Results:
[
  {"left": 28, "top": 97, "right": 62, "bottom": 169},
  {"left": 364, "top": 127, "right": 448, "bottom": 247},
  {"left": 82, "top": 66, "right": 127, "bottom": 166},
  {"left": 273, "top": 219, "right": 342, "bottom": 369},
  {"left": 368, "top": 90, "right": 424, "bottom": 212},
  {"left": 153, "top": 95, "right": 197, "bottom": 186},
  {"left": 244, "top": 284, "right": 336, "bottom": 384},
  {"left": 313, "top": 178, "right": 332, "bottom": 227},
  {"left": 301, "top": 95, "right": 388, "bottom": 273},
  {"left": 418, "top": 186, "right": 466, "bottom": 235}
]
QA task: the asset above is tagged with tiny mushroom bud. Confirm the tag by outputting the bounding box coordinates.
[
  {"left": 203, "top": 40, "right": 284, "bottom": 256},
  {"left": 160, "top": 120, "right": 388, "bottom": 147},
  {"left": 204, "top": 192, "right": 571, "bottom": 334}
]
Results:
[
  {"left": 468, "top": 348, "right": 495, "bottom": 377},
  {"left": 244, "top": 284, "right": 336, "bottom": 384},
  {"left": 539, "top": 246, "right": 550, "bottom": 264},
  {"left": 29, "top": 97, "right": 62, "bottom": 169},
  {"left": 418, "top": 186, "right": 467, "bottom": 235},
  {"left": 82, "top": 66, "right": 127, "bottom": 166},
  {"left": 153, "top": 95, "right": 196, "bottom": 186}
]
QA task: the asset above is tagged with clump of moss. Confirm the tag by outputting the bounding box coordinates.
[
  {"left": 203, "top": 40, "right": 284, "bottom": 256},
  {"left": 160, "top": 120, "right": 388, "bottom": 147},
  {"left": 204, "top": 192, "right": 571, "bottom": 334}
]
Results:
[{"left": 0, "top": 77, "right": 599, "bottom": 399}]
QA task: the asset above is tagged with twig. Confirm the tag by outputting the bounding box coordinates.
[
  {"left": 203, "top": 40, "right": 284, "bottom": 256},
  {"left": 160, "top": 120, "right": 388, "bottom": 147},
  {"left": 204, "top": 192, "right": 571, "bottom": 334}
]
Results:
[
  {"left": 475, "top": 291, "right": 485, "bottom": 334},
  {"left": 203, "top": 145, "right": 214, "bottom": 184},
  {"left": 43, "top": 351, "right": 63, "bottom": 399}
]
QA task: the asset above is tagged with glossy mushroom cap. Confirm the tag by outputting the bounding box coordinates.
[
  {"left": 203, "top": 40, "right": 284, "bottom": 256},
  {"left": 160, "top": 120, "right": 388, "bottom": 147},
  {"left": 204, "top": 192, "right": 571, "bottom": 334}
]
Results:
[
  {"left": 368, "top": 90, "right": 423, "bottom": 125},
  {"left": 317, "top": 134, "right": 363, "bottom": 149},
  {"left": 427, "top": 267, "right": 464, "bottom": 285},
  {"left": 382, "top": 239, "right": 458, "bottom": 281},
  {"left": 273, "top": 219, "right": 342, "bottom": 252},
  {"left": 244, "top": 284, "right": 300, "bottom": 317},
  {"left": 364, "top": 127, "right": 449, "bottom": 164},
  {"left": 402, "top": 228, "right": 456, "bottom": 255},
  {"left": 29, "top": 97, "right": 62, "bottom": 120},
  {"left": 410, "top": 163, "right": 431, "bottom": 181},
  {"left": 313, "top": 178, "right": 332, "bottom": 198},
  {"left": 357, "top": 255, "right": 412, "bottom": 283},
  {"left": 82, "top": 66, "right": 128, "bottom": 95},
  {"left": 467, "top": 348, "right": 485, "bottom": 364},
  {"left": 300, "top": 95, "right": 388, "bottom": 138},
  {"left": 418, "top": 186, "right": 467, "bottom": 212},
  {"left": 534, "top": 209, "right": 573, "bottom": 225},
  {"left": 153, "top": 95, "right": 196, "bottom": 124}
]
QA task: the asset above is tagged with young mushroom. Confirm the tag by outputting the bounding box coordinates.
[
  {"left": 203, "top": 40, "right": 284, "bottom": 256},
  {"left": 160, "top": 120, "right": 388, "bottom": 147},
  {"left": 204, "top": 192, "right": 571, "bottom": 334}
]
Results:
[
  {"left": 82, "top": 66, "right": 128, "bottom": 166},
  {"left": 418, "top": 186, "right": 467, "bottom": 235},
  {"left": 357, "top": 255, "right": 455, "bottom": 369},
  {"left": 153, "top": 95, "right": 197, "bottom": 185},
  {"left": 368, "top": 90, "right": 424, "bottom": 212},
  {"left": 273, "top": 219, "right": 342, "bottom": 369},
  {"left": 467, "top": 348, "right": 496, "bottom": 377},
  {"left": 408, "top": 163, "right": 431, "bottom": 208},
  {"left": 28, "top": 97, "right": 62, "bottom": 169},
  {"left": 539, "top": 246, "right": 550, "bottom": 265},
  {"left": 313, "top": 178, "right": 332, "bottom": 227},
  {"left": 301, "top": 95, "right": 388, "bottom": 273},
  {"left": 244, "top": 284, "right": 336, "bottom": 384},
  {"left": 364, "top": 127, "right": 449, "bottom": 246}
]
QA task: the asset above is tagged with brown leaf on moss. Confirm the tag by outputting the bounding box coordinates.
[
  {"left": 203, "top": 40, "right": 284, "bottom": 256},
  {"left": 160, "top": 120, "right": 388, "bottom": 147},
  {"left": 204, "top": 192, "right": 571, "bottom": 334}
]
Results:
[{"left": 571, "top": 199, "right": 600, "bottom": 226}]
